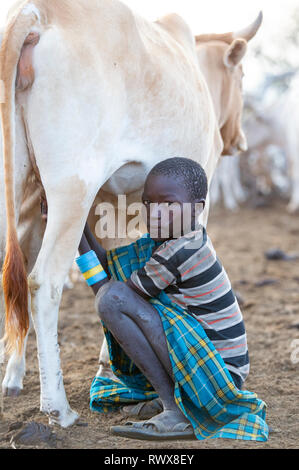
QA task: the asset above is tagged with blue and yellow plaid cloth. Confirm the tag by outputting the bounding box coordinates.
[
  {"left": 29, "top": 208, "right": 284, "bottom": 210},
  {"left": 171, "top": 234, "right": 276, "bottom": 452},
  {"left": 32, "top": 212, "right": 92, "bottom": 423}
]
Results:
[{"left": 90, "top": 234, "right": 268, "bottom": 441}]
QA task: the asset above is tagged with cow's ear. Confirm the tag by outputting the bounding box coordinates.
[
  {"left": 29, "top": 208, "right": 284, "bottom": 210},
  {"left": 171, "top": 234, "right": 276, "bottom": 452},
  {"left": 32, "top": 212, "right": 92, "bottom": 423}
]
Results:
[{"left": 223, "top": 38, "right": 247, "bottom": 68}]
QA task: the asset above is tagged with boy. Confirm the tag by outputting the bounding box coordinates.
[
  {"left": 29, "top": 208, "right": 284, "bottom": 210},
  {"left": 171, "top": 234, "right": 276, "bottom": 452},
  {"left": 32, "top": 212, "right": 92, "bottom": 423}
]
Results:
[{"left": 77, "top": 157, "right": 267, "bottom": 441}]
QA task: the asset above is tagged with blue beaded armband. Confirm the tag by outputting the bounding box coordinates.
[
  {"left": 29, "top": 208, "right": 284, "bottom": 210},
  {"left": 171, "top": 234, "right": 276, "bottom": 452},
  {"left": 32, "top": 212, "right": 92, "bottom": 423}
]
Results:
[{"left": 76, "top": 250, "right": 108, "bottom": 286}]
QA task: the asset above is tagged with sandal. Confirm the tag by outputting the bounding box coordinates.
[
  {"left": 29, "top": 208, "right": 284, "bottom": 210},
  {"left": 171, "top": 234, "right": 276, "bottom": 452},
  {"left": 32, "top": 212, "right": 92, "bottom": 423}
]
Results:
[
  {"left": 120, "top": 398, "right": 163, "bottom": 420},
  {"left": 111, "top": 411, "right": 195, "bottom": 441}
]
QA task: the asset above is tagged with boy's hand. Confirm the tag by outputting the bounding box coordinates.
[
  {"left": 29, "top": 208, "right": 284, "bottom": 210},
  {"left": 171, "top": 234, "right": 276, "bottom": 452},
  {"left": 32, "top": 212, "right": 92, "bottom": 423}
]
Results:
[{"left": 83, "top": 223, "right": 91, "bottom": 238}]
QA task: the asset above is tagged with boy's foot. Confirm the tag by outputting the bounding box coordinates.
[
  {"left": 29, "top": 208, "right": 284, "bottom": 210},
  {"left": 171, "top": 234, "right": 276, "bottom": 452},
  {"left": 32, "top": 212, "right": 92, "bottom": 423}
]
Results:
[
  {"left": 121, "top": 398, "right": 163, "bottom": 419},
  {"left": 111, "top": 409, "right": 195, "bottom": 441}
]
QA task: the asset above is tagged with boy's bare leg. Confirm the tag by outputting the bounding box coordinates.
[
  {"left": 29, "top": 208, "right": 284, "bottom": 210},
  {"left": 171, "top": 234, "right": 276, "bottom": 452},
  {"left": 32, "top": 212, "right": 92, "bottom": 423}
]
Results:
[{"left": 96, "top": 281, "right": 190, "bottom": 430}]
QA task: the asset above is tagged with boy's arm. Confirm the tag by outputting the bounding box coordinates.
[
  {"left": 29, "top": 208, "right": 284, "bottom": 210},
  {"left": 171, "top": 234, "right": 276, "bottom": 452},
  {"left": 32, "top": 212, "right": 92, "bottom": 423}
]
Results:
[
  {"left": 78, "top": 229, "right": 110, "bottom": 296},
  {"left": 81, "top": 223, "right": 109, "bottom": 274},
  {"left": 78, "top": 230, "right": 169, "bottom": 302},
  {"left": 78, "top": 224, "right": 150, "bottom": 299},
  {"left": 78, "top": 224, "right": 173, "bottom": 302},
  {"left": 127, "top": 255, "right": 177, "bottom": 300}
]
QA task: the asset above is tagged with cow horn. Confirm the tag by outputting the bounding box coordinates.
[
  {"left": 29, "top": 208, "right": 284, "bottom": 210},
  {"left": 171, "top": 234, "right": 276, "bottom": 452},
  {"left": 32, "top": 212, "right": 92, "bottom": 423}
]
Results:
[
  {"left": 233, "top": 11, "right": 263, "bottom": 42},
  {"left": 195, "top": 11, "right": 262, "bottom": 45}
]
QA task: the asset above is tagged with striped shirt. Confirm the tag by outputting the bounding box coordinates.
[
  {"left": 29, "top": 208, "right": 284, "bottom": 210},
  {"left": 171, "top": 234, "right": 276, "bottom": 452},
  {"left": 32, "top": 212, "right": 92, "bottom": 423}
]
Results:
[{"left": 130, "top": 228, "right": 250, "bottom": 385}]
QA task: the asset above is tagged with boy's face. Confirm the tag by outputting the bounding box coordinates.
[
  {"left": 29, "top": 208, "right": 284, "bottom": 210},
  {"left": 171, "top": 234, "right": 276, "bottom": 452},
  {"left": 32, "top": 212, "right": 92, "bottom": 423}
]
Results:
[{"left": 141, "top": 173, "right": 205, "bottom": 241}]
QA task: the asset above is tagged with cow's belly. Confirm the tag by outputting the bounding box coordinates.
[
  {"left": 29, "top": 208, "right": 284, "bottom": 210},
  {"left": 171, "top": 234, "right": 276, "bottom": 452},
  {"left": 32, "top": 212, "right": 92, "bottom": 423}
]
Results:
[{"left": 101, "top": 161, "right": 146, "bottom": 195}]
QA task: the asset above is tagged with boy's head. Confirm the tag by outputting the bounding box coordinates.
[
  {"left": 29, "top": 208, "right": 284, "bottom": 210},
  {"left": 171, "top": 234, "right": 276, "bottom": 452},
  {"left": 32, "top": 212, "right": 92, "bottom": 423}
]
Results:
[{"left": 142, "top": 157, "right": 208, "bottom": 241}]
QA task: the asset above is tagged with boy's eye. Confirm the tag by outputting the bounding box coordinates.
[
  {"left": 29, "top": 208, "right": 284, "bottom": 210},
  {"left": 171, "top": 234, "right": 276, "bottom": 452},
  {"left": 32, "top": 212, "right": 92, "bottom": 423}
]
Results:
[{"left": 143, "top": 201, "right": 178, "bottom": 207}]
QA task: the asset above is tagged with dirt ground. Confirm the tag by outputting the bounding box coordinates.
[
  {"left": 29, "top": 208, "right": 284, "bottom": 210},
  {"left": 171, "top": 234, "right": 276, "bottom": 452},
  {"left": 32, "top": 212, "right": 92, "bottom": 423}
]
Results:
[{"left": 0, "top": 200, "right": 299, "bottom": 450}]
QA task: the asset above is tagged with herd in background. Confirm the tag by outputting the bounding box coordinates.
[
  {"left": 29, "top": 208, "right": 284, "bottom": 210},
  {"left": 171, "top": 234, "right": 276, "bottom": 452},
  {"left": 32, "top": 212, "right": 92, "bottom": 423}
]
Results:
[{"left": 210, "top": 71, "right": 299, "bottom": 213}]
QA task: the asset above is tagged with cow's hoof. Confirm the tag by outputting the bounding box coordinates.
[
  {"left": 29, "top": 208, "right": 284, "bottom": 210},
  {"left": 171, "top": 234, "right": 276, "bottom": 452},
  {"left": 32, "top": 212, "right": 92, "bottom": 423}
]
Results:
[
  {"left": 3, "top": 386, "right": 22, "bottom": 397},
  {"left": 47, "top": 408, "right": 79, "bottom": 428}
]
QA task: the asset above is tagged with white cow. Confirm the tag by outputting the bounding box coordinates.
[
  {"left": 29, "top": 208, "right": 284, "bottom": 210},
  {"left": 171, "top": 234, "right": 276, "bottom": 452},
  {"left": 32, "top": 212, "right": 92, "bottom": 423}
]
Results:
[
  {"left": 194, "top": 16, "right": 263, "bottom": 212},
  {"left": 0, "top": 0, "right": 222, "bottom": 427}
]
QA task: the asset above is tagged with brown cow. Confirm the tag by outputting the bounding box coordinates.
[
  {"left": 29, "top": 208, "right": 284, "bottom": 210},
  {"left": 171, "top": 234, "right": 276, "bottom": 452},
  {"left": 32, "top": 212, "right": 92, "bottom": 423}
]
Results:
[{"left": 196, "top": 11, "right": 263, "bottom": 157}]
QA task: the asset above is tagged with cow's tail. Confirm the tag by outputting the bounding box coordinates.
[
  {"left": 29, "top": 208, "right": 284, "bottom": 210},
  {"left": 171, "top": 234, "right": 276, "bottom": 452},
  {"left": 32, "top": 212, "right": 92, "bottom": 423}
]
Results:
[{"left": 0, "top": 4, "right": 41, "bottom": 355}]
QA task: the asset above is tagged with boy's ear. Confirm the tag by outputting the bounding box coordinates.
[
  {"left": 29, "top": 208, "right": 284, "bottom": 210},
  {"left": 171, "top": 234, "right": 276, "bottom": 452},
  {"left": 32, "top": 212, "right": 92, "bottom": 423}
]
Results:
[
  {"left": 192, "top": 200, "right": 205, "bottom": 219},
  {"left": 193, "top": 200, "right": 206, "bottom": 210}
]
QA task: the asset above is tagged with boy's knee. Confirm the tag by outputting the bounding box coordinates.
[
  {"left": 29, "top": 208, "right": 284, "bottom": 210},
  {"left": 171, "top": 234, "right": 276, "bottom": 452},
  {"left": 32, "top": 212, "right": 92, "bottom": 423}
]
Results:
[{"left": 95, "top": 280, "right": 128, "bottom": 321}]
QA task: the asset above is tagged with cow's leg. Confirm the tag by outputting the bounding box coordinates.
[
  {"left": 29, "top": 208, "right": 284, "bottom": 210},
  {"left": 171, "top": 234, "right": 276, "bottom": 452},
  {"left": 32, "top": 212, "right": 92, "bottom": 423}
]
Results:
[
  {"left": 2, "top": 336, "right": 28, "bottom": 397},
  {"left": 28, "top": 177, "right": 100, "bottom": 427},
  {"left": 0, "top": 282, "right": 5, "bottom": 411},
  {"left": 2, "top": 196, "right": 44, "bottom": 396},
  {"left": 288, "top": 183, "right": 299, "bottom": 213},
  {"left": 210, "top": 169, "right": 221, "bottom": 207},
  {"left": 232, "top": 156, "right": 247, "bottom": 204},
  {"left": 0, "top": 106, "right": 34, "bottom": 398},
  {"left": 287, "top": 145, "right": 299, "bottom": 213},
  {"left": 203, "top": 128, "right": 223, "bottom": 226},
  {"left": 221, "top": 158, "right": 239, "bottom": 211}
]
